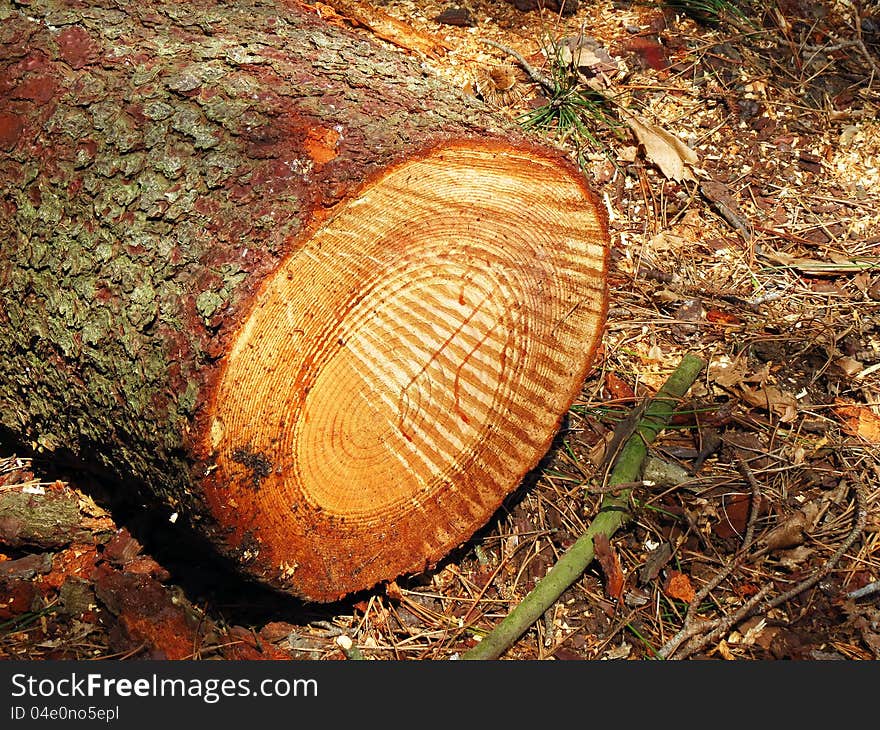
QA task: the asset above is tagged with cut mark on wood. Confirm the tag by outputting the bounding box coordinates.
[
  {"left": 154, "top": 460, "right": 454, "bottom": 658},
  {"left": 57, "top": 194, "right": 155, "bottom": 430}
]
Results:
[{"left": 206, "top": 141, "right": 608, "bottom": 600}]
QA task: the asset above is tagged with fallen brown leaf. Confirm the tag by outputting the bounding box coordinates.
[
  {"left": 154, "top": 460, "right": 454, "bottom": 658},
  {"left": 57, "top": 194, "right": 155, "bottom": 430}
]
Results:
[
  {"left": 710, "top": 356, "right": 749, "bottom": 389},
  {"left": 671, "top": 298, "right": 705, "bottom": 343},
  {"left": 594, "top": 533, "right": 625, "bottom": 601},
  {"left": 762, "top": 510, "right": 808, "bottom": 551},
  {"left": 722, "top": 431, "right": 773, "bottom": 469},
  {"left": 777, "top": 545, "right": 815, "bottom": 570},
  {"left": 706, "top": 309, "right": 742, "bottom": 325},
  {"left": 855, "top": 618, "right": 880, "bottom": 660},
  {"left": 754, "top": 624, "right": 783, "bottom": 651},
  {"left": 833, "top": 356, "right": 863, "bottom": 377},
  {"left": 663, "top": 570, "right": 696, "bottom": 603},
  {"left": 740, "top": 383, "right": 799, "bottom": 423},
  {"left": 587, "top": 431, "right": 614, "bottom": 468},
  {"left": 833, "top": 400, "right": 880, "bottom": 443},
  {"left": 638, "top": 542, "right": 673, "bottom": 585},
  {"left": 625, "top": 114, "right": 698, "bottom": 182},
  {"left": 605, "top": 372, "right": 635, "bottom": 400},
  {"left": 714, "top": 492, "right": 752, "bottom": 539},
  {"left": 734, "top": 581, "right": 761, "bottom": 599},
  {"left": 553, "top": 647, "right": 585, "bottom": 660},
  {"left": 714, "top": 640, "right": 736, "bottom": 660}
]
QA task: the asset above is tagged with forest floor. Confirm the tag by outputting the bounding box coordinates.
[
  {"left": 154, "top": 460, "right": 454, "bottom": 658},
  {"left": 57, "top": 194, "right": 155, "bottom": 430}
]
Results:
[{"left": 2, "top": 0, "right": 880, "bottom": 660}]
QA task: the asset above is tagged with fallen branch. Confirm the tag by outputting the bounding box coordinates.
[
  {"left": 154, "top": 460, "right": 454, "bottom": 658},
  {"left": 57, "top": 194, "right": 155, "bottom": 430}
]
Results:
[
  {"left": 460, "top": 353, "right": 707, "bottom": 660},
  {"left": 0, "top": 459, "right": 115, "bottom": 550}
]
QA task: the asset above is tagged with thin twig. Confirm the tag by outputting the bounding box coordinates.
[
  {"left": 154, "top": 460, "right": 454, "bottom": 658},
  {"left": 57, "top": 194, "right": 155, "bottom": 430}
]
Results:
[
  {"left": 675, "top": 584, "right": 775, "bottom": 659},
  {"left": 847, "top": 581, "right": 880, "bottom": 601},
  {"left": 479, "top": 38, "right": 554, "bottom": 93},
  {"left": 587, "top": 479, "right": 656, "bottom": 494},
  {"left": 838, "top": 1, "right": 880, "bottom": 78},
  {"left": 734, "top": 456, "right": 763, "bottom": 553}
]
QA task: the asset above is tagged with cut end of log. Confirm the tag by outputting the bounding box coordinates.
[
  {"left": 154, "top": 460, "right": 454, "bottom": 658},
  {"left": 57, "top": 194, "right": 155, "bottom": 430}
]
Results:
[{"left": 204, "top": 141, "right": 608, "bottom": 601}]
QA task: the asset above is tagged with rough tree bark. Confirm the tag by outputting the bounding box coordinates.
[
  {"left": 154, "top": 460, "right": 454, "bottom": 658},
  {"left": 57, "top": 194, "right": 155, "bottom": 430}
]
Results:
[{"left": 0, "top": 0, "right": 608, "bottom": 601}]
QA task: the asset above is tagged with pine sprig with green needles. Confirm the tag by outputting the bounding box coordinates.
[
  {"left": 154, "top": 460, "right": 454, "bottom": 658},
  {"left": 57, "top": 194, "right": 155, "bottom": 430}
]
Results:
[
  {"left": 660, "top": 0, "right": 752, "bottom": 27},
  {"left": 519, "top": 36, "right": 624, "bottom": 151},
  {"left": 481, "top": 35, "right": 624, "bottom": 157}
]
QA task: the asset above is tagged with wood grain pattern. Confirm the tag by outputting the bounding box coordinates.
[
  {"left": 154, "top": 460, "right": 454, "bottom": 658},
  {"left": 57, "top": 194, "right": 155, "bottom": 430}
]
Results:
[{"left": 207, "top": 143, "right": 607, "bottom": 600}]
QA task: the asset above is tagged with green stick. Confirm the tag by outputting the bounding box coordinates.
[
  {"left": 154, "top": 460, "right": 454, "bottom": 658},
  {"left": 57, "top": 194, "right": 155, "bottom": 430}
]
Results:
[{"left": 460, "top": 353, "right": 706, "bottom": 660}]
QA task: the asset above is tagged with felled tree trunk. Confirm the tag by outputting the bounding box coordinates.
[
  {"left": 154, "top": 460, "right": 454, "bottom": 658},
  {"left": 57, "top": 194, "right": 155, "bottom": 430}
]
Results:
[{"left": 0, "top": 0, "right": 608, "bottom": 601}]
